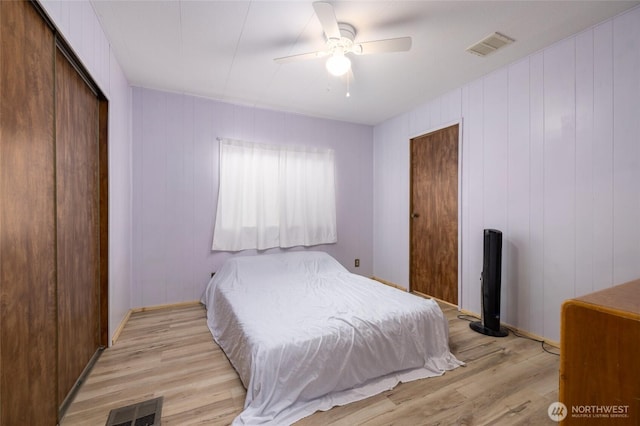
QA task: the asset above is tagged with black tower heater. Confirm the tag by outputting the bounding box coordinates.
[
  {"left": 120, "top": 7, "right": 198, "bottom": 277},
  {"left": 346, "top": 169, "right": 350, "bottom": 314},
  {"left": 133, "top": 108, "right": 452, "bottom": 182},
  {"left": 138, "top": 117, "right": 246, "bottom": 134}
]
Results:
[{"left": 470, "top": 229, "right": 508, "bottom": 337}]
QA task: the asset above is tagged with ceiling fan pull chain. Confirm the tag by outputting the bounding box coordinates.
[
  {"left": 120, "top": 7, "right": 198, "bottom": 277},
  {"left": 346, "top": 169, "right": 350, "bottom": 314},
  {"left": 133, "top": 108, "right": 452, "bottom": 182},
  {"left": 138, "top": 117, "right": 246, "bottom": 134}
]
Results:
[{"left": 346, "top": 72, "right": 351, "bottom": 98}]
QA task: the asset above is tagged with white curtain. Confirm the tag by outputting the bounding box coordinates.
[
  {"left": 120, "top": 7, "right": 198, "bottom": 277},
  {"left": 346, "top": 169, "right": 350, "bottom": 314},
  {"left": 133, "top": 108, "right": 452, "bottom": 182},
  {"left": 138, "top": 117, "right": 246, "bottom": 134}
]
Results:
[{"left": 212, "top": 139, "right": 337, "bottom": 251}]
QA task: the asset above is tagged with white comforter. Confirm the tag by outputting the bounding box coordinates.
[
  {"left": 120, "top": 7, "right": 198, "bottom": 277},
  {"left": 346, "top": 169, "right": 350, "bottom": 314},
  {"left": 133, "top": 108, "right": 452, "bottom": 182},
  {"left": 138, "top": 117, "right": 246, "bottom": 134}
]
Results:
[{"left": 201, "top": 251, "right": 462, "bottom": 425}]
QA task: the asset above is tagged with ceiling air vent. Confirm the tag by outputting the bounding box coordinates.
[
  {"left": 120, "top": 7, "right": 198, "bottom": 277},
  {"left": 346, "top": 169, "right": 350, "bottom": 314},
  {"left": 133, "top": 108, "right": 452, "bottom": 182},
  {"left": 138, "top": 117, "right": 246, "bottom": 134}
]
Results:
[
  {"left": 466, "top": 32, "right": 515, "bottom": 57},
  {"left": 105, "top": 396, "right": 163, "bottom": 426}
]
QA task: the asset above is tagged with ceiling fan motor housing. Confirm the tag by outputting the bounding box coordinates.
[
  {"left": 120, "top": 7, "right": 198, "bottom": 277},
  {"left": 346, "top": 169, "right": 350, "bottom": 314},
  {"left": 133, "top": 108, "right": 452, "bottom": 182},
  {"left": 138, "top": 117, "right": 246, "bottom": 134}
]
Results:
[{"left": 327, "top": 23, "right": 357, "bottom": 54}]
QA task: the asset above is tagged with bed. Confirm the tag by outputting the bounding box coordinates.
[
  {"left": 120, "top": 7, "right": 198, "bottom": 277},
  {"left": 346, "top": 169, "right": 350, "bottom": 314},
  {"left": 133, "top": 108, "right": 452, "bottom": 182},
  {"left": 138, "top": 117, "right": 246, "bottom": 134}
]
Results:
[{"left": 201, "top": 251, "right": 462, "bottom": 425}]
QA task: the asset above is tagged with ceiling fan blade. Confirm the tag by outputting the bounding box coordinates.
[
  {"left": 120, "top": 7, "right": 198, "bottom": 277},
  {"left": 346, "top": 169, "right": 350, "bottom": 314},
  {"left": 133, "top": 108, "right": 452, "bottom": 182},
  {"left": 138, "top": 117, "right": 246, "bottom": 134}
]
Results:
[
  {"left": 313, "top": 2, "right": 340, "bottom": 41},
  {"left": 274, "top": 50, "right": 328, "bottom": 64},
  {"left": 354, "top": 37, "right": 412, "bottom": 55}
]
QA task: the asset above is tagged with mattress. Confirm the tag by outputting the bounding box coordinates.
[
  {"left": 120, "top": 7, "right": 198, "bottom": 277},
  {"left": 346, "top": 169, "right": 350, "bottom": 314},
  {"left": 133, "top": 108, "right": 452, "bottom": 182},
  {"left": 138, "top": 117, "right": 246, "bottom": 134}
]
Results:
[{"left": 201, "top": 251, "right": 462, "bottom": 425}]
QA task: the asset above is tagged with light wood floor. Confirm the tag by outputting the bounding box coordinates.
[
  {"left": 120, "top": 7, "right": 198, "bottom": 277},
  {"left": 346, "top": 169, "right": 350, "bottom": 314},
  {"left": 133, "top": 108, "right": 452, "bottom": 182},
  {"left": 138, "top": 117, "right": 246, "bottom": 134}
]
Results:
[{"left": 61, "top": 302, "right": 559, "bottom": 425}]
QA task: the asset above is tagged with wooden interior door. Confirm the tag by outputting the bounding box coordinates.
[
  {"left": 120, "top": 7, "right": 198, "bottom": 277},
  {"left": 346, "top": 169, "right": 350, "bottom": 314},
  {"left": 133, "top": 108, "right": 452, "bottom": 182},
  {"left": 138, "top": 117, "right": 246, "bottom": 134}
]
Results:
[
  {"left": 55, "top": 47, "right": 102, "bottom": 409},
  {"left": 0, "top": 1, "right": 59, "bottom": 423},
  {"left": 410, "top": 124, "right": 459, "bottom": 304}
]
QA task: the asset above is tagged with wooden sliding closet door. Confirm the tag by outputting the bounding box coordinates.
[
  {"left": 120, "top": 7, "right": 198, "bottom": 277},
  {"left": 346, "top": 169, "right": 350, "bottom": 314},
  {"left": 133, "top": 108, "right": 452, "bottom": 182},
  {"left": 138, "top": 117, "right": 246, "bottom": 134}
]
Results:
[
  {"left": 55, "top": 48, "right": 102, "bottom": 407},
  {"left": 1, "top": 2, "right": 107, "bottom": 423},
  {"left": 0, "top": 1, "right": 58, "bottom": 424}
]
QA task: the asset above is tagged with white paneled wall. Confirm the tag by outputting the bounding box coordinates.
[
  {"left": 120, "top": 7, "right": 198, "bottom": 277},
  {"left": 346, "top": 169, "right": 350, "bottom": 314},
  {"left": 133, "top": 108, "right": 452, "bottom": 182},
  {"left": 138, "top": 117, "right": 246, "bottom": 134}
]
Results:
[
  {"left": 543, "top": 37, "right": 577, "bottom": 339},
  {"left": 107, "top": 53, "right": 133, "bottom": 341},
  {"left": 506, "top": 58, "right": 531, "bottom": 330},
  {"left": 612, "top": 11, "right": 640, "bottom": 285},
  {"left": 592, "top": 22, "right": 615, "bottom": 293},
  {"left": 41, "top": 0, "right": 111, "bottom": 95},
  {"left": 461, "top": 80, "right": 484, "bottom": 317},
  {"left": 372, "top": 115, "right": 410, "bottom": 287},
  {"left": 132, "top": 88, "right": 374, "bottom": 309},
  {"left": 40, "top": 0, "right": 133, "bottom": 343},
  {"left": 528, "top": 51, "right": 546, "bottom": 336},
  {"left": 373, "top": 6, "right": 640, "bottom": 342}
]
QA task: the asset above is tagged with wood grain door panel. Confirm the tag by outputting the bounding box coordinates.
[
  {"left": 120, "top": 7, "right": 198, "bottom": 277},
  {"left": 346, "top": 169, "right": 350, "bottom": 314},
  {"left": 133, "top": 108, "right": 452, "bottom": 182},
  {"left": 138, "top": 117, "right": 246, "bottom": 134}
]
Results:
[
  {"left": 55, "top": 48, "right": 101, "bottom": 405},
  {"left": 0, "top": 1, "right": 58, "bottom": 424},
  {"left": 1, "top": 2, "right": 108, "bottom": 423},
  {"left": 410, "top": 125, "right": 459, "bottom": 304}
]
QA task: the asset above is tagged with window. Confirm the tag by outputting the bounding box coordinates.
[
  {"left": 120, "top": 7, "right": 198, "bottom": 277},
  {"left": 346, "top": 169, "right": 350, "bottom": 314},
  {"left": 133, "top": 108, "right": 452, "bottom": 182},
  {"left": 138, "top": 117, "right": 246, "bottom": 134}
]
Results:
[{"left": 212, "top": 139, "right": 337, "bottom": 251}]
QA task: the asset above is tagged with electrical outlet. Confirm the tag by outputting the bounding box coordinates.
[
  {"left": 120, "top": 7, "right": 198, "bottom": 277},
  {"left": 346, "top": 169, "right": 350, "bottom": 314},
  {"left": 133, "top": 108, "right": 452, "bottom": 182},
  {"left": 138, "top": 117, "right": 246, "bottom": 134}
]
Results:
[{"left": 355, "top": 259, "right": 360, "bottom": 268}]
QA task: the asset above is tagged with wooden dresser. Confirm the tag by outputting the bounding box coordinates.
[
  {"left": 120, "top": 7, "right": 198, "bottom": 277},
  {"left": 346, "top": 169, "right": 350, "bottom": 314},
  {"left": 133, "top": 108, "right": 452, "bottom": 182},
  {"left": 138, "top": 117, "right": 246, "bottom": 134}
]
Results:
[{"left": 559, "top": 279, "right": 640, "bottom": 425}]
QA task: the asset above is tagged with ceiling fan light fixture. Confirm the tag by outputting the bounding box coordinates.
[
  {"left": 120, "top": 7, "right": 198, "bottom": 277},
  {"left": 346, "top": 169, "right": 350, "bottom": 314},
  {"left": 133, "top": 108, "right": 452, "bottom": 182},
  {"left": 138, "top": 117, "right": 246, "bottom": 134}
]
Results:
[
  {"left": 275, "top": 2, "right": 411, "bottom": 80},
  {"left": 326, "top": 52, "right": 351, "bottom": 76}
]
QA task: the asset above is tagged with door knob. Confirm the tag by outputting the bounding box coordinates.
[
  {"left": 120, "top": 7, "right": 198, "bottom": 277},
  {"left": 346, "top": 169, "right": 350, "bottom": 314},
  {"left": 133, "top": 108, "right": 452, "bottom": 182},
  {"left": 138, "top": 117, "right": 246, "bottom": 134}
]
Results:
[{"left": 411, "top": 213, "right": 420, "bottom": 219}]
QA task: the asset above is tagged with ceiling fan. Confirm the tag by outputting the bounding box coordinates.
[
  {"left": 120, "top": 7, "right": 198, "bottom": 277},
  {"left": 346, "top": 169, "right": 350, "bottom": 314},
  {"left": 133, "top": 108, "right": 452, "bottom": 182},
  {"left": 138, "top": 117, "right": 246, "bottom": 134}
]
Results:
[{"left": 274, "top": 2, "right": 412, "bottom": 77}]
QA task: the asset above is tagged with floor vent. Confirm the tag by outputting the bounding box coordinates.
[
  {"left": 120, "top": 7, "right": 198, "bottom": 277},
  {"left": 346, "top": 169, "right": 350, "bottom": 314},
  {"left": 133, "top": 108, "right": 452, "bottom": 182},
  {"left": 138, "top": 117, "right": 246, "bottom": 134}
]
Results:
[{"left": 105, "top": 396, "right": 163, "bottom": 426}]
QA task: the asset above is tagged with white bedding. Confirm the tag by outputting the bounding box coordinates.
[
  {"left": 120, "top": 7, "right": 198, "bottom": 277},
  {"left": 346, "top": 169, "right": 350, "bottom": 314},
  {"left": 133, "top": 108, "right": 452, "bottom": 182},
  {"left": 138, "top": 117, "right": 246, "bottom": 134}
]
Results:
[{"left": 201, "top": 251, "right": 462, "bottom": 425}]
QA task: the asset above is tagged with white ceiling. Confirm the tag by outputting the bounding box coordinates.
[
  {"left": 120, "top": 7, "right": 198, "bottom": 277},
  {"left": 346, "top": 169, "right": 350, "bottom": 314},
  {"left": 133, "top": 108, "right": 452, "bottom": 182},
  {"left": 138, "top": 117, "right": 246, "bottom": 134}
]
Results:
[{"left": 91, "top": 0, "right": 639, "bottom": 126}]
